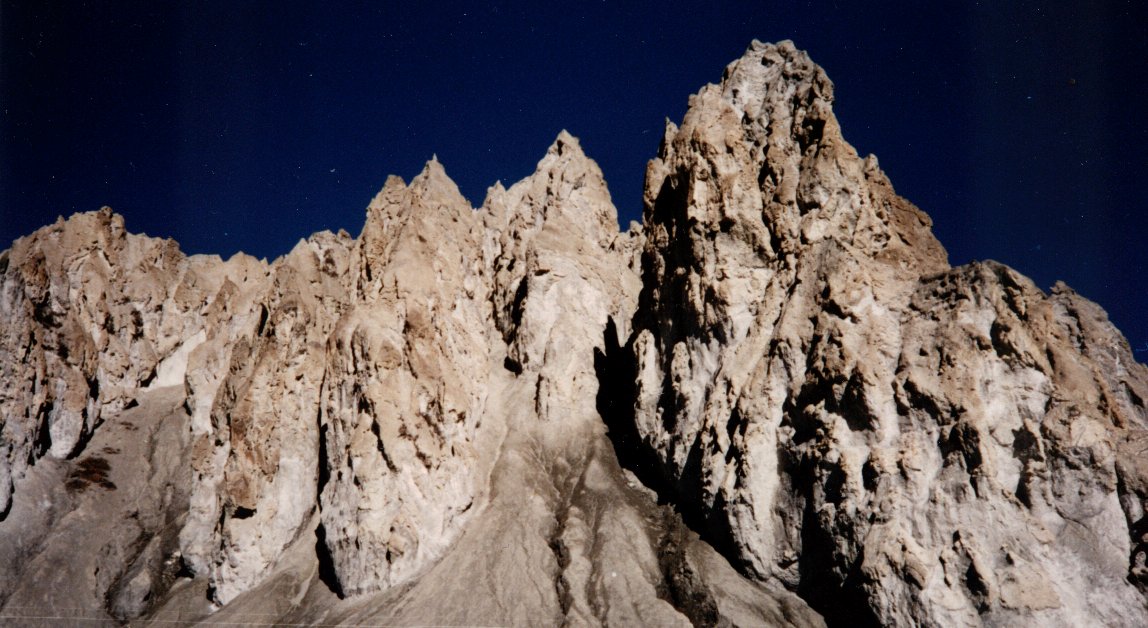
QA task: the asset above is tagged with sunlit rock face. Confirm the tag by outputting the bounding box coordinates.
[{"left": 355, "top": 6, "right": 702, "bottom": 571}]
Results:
[
  {"left": 0, "top": 208, "right": 261, "bottom": 517},
  {"left": 317, "top": 161, "right": 494, "bottom": 597},
  {"left": 628, "top": 40, "right": 1148, "bottom": 626},
  {"left": 0, "top": 40, "right": 1145, "bottom": 627},
  {"left": 183, "top": 229, "right": 354, "bottom": 604}
]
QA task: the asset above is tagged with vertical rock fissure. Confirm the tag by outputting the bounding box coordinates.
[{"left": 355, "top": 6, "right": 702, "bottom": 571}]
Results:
[
  {"left": 549, "top": 513, "right": 573, "bottom": 623},
  {"left": 314, "top": 388, "right": 343, "bottom": 598},
  {"left": 548, "top": 450, "right": 594, "bottom": 626},
  {"left": 792, "top": 474, "right": 880, "bottom": 627},
  {"left": 595, "top": 318, "right": 674, "bottom": 502}
]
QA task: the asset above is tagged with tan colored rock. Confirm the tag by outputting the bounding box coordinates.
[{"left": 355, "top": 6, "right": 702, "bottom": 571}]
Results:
[
  {"left": 177, "top": 252, "right": 273, "bottom": 581},
  {"left": 626, "top": 39, "right": 1148, "bottom": 626},
  {"left": 2, "top": 39, "right": 1145, "bottom": 628},
  {"left": 482, "top": 131, "right": 641, "bottom": 420},
  {"left": 318, "top": 159, "right": 493, "bottom": 596},
  {"left": 201, "top": 232, "right": 354, "bottom": 604},
  {"left": 0, "top": 208, "right": 231, "bottom": 516}
]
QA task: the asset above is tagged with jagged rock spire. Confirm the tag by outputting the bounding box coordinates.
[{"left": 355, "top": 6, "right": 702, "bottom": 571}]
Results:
[{"left": 629, "top": 40, "right": 1148, "bottom": 627}]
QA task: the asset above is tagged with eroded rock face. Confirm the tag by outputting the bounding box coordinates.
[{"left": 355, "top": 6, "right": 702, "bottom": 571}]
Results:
[
  {"left": 0, "top": 208, "right": 243, "bottom": 516},
  {"left": 317, "top": 161, "right": 493, "bottom": 596},
  {"left": 627, "top": 39, "right": 1148, "bottom": 626},
  {"left": 0, "top": 39, "right": 1145, "bottom": 628},
  {"left": 483, "top": 131, "right": 642, "bottom": 422},
  {"left": 191, "top": 231, "right": 355, "bottom": 604}
]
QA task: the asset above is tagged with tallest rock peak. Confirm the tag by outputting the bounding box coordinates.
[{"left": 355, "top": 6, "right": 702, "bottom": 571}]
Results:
[
  {"left": 647, "top": 38, "right": 946, "bottom": 277},
  {"left": 630, "top": 40, "right": 1148, "bottom": 628},
  {"left": 722, "top": 39, "right": 834, "bottom": 108},
  {"left": 635, "top": 35, "right": 959, "bottom": 607}
]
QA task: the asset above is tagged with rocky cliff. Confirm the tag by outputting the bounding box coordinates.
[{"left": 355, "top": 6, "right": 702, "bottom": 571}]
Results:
[{"left": 1, "top": 40, "right": 1146, "bottom": 627}]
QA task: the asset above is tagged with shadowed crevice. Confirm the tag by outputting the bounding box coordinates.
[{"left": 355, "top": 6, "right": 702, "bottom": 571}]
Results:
[
  {"left": 314, "top": 400, "right": 343, "bottom": 598},
  {"left": 314, "top": 522, "right": 344, "bottom": 599},
  {"left": 595, "top": 317, "right": 675, "bottom": 505},
  {"left": 655, "top": 512, "right": 722, "bottom": 627},
  {"left": 782, "top": 446, "right": 880, "bottom": 628},
  {"left": 593, "top": 317, "right": 742, "bottom": 569}
]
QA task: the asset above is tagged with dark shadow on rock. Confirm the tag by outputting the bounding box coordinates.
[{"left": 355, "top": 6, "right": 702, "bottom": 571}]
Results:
[
  {"left": 314, "top": 415, "right": 344, "bottom": 598},
  {"left": 314, "top": 522, "right": 344, "bottom": 599},
  {"left": 784, "top": 449, "right": 880, "bottom": 628},
  {"left": 595, "top": 317, "right": 675, "bottom": 505},
  {"left": 593, "top": 317, "right": 740, "bottom": 563},
  {"left": 596, "top": 315, "right": 877, "bottom": 626},
  {"left": 655, "top": 510, "right": 723, "bottom": 628}
]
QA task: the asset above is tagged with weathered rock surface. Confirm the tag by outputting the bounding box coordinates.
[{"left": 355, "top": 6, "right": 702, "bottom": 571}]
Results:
[
  {"left": 0, "top": 208, "right": 259, "bottom": 518},
  {"left": 318, "top": 160, "right": 493, "bottom": 597},
  {"left": 186, "top": 229, "right": 353, "bottom": 604},
  {"left": 624, "top": 40, "right": 1148, "bottom": 626},
  {"left": 0, "top": 39, "right": 1145, "bottom": 627}
]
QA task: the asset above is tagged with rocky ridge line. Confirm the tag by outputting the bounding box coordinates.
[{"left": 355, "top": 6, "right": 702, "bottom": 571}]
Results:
[{"left": 0, "top": 40, "right": 1145, "bottom": 627}]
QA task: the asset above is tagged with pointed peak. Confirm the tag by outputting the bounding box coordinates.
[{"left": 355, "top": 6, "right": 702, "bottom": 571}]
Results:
[
  {"left": 533, "top": 131, "right": 597, "bottom": 182},
  {"left": 420, "top": 154, "right": 447, "bottom": 178},
  {"left": 546, "top": 130, "right": 585, "bottom": 159},
  {"left": 487, "top": 180, "right": 507, "bottom": 198},
  {"left": 410, "top": 155, "right": 471, "bottom": 210},
  {"left": 502, "top": 130, "right": 604, "bottom": 199},
  {"left": 479, "top": 180, "right": 507, "bottom": 209},
  {"left": 666, "top": 39, "right": 838, "bottom": 163},
  {"left": 721, "top": 39, "right": 832, "bottom": 106},
  {"left": 367, "top": 175, "right": 408, "bottom": 211},
  {"left": 479, "top": 181, "right": 511, "bottom": 224},
  {"left": 658, "top": 118, "right": 680, "bottom": 158},
  {"left": 411, "top": 155, "right": 459, "bottom": 194}
]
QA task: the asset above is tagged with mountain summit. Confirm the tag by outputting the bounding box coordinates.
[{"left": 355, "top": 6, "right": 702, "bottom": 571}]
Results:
[{"left": 2, "top": 40, "right": 1146, "bottom": 627}]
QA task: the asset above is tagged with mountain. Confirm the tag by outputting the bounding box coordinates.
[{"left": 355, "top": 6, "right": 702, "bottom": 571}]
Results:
[{"left": 2, "top": 40, "right": 1146, "bottom": 627}]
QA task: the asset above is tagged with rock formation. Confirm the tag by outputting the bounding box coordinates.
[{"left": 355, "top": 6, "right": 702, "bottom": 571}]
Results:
[
  {"left": 626, "top": 41, "right": 1148, "bottom": 626},
  {"left": 1, "top": 40, "right": 1146, "bottom": 627}
]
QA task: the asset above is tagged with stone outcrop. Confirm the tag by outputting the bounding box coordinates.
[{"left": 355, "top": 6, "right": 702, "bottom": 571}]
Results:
[
  {"left": 184, "top": 230, "right": 353, "bottom": 604},
  {"left": 0, "top": 39, "right": 1145, "bottom": 627},
  {"left": 625, "top": 40, "right": 1148, "bottom": 626},
  {"left": 318, "top": 160, "right": 493, "bottom": 597},
  {"left": 0, "top": 208, "right": 257, "bottom": 518}
]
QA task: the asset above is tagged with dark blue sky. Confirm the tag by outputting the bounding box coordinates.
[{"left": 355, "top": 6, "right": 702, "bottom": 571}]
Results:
[{"left": 3, "top": 1, "right": 1146, "bottom": 354}]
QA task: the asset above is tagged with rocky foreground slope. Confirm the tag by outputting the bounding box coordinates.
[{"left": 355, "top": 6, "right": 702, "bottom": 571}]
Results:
[{"left": 2, "top": 40, "right": 1147, "bottom": 627}]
